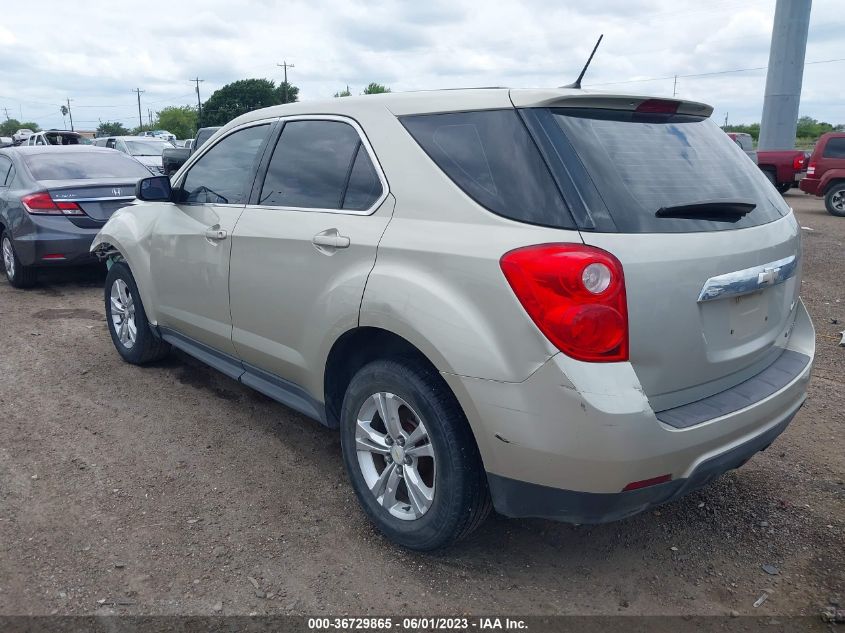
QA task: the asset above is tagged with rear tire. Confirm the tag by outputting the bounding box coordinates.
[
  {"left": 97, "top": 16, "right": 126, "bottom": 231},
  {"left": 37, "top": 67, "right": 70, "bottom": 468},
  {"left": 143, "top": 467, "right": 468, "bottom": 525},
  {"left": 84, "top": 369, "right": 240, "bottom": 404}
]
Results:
[
  {"left": 104, "top": 261, "right": 170, "bottom": 364},
  {"left": 824, "top": 183, "right": 845, "bottom": 217},
  {"left": 340, "top": 358, "right": 491, "bottom": 550},
  {"left": 776, "top": 182, "right": 791, "bottom": 195},
  {"left": 1, "top": 232, "right": 37, "bottom": 288}
]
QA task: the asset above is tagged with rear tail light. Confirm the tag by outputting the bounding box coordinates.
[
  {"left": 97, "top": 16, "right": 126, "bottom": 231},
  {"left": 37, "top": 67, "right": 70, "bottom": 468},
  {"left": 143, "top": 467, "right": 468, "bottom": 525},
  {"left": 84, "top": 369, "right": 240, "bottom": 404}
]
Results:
[
  {"left": 807, "top": 161, "right": 816, "bottom": 176},
  {"left": 21, "top": 193, "right": 84, "bottom": 216},
  {"left": 792, "top": 154, "right": 805, "bottom": 171},
  {"left": 500, "top": 244, "right": 628, "bottom": 362},
  {"left": 635, "top": 99, "right": 680, "bottom": 114}
]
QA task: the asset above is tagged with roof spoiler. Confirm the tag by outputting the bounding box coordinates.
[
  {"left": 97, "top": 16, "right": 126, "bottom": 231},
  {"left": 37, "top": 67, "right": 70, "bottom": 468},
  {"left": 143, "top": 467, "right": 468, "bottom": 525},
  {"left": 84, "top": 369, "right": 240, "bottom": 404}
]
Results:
[{"left": 509, "top": 91, "right": 714, "bottom": 118}]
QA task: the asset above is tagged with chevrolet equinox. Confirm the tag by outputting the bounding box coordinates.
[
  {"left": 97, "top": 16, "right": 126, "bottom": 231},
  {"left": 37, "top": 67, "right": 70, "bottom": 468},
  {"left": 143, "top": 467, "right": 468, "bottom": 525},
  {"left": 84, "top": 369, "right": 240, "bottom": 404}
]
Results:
[{"left": 92, "top": 89, "right": 815, "bottom": 550}]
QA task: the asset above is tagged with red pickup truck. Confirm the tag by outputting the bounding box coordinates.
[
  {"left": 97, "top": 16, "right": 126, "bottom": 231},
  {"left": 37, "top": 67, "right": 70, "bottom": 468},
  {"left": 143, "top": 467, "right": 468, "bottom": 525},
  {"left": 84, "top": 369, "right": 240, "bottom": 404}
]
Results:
[
  {"left": 756, "top": 149, "right": 808, "bottom": 194},
  {"left": 725, "top": 133, "right": 806, "bottom": 194},
  {"left": 799, "top": 132, "right": 845, "bottom": 217}
]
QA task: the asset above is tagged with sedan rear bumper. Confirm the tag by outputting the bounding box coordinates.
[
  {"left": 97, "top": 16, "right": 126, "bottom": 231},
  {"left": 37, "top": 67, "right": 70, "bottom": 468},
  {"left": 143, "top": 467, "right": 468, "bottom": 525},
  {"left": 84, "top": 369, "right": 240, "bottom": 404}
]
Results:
[{"left": 12, "top": 215, "right": 102, "bottom": 267}]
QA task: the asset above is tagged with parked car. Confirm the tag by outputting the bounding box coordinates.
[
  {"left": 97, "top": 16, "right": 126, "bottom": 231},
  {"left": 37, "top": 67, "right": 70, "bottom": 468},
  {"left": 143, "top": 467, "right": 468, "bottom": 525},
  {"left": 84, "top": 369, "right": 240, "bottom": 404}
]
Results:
[
  {"left": 161, "top": 126, "right": 220, "bottom": 175},
  {"left": 140, "top": 130, "right": 176, "bottom": 143},
  {"left": 92, "top": 136, "right": 171, "bottom": 174},
  {"left": 757, "top": 149, "right": 808, "bottom": 194},
  {"left": 12, "top": 129, "right": 34, "bottom": 145},
  {"left": 799, "top": 132, "right": 845, "bottom": 216},
  {"left": 25, "top": 130, "right": 84, "bottom": 146},
  {"left": 0, "top": 137, "right": 12, "bottom": 148},
  {"left": 726, "top": 132, "right": 757, "bottom": 164},
  {"left": 0, "top": 146, "right": 150, "bottom": 287},
  {"left": 91, "top": 89, "right": 814, "bottom": 550}
]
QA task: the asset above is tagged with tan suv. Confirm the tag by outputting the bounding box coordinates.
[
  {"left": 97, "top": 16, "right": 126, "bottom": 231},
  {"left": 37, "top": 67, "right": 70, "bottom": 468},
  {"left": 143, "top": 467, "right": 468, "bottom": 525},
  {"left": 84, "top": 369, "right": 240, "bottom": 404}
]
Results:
[{"left": 92, "top": 89, "right": 814, "bottom": 550}]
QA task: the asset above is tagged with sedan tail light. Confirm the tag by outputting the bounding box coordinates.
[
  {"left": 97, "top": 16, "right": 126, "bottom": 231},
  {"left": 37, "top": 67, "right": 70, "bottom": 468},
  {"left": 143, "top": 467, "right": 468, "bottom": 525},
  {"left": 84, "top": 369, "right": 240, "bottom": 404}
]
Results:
[
  {"left": 21, "top": 192, "right": 84, "bottom": 216},
  {"left": 500, "top": 244, "right": 628, "bottom": 362}
]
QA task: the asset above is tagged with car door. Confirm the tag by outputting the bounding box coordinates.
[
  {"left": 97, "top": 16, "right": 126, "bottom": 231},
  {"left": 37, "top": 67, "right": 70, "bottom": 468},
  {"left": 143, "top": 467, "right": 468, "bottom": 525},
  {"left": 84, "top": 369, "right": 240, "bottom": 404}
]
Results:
[
  {"left": 229, "top": 116, "right": 392, "bottom": 393},
  {"left": 149, "top": 120, "right": 275, "bottom": 358}
]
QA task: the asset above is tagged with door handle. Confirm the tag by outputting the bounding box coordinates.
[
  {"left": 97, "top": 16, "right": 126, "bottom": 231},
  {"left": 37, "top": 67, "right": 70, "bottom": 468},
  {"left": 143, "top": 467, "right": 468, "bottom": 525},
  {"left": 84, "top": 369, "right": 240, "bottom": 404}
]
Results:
[
  {"left": 205, "top": 227, "right": 228, "bottom": 241},
  {"left": 312, "top": 229, "right": 350, "bottom": 250}
]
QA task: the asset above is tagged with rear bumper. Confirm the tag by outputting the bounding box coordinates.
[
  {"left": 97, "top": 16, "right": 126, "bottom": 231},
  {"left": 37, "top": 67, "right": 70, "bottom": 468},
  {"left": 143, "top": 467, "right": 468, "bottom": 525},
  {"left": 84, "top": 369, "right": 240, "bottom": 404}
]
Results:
[
  {"left": 799, "top": 176, "right": 821, "bottom": 196},
  {"left": 444, "top": 299, "right": 814, "bottom": 522},
  {"left": 488, "top": 408, "right": 797, "bottom": 523},
  {"left": 11, "top": 215, "right": 101, "bottom": 267}
]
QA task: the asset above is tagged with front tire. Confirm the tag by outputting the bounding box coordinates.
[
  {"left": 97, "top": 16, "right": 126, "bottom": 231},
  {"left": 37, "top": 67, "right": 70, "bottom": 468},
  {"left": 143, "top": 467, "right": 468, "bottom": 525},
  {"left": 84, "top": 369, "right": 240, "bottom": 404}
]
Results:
[
  {"left": 104, "top": 261, "right": 170, "bottom": 364},
  {"left": 825, "top": 183, "right": 845, "bottom": 217},
  {"left": 340, "top": 358, "right": 491, "bottom": 551},
  {"left": 2, "top": 232, "right": 37, "bottom": 288}
]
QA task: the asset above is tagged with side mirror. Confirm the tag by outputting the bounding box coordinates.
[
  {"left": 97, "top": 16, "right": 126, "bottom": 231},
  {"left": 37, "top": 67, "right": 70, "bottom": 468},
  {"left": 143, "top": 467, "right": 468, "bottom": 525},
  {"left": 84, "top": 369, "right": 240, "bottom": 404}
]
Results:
[{"left": 136, "top": 176, "right": 172, "bottom": 202}]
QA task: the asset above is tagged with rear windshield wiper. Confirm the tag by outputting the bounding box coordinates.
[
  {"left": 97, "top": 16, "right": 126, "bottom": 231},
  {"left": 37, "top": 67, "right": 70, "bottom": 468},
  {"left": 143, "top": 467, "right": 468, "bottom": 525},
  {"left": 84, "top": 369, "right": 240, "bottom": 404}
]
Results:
[{"left": 656, "top": 200, "right": 756, "bottom": 221}]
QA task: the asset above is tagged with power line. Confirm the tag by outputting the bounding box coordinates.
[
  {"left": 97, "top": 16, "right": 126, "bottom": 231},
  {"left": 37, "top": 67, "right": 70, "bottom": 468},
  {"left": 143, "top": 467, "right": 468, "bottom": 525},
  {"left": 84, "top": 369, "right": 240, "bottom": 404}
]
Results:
[{"left": 585, "top": 56, "right": 845, "bottom": 88}]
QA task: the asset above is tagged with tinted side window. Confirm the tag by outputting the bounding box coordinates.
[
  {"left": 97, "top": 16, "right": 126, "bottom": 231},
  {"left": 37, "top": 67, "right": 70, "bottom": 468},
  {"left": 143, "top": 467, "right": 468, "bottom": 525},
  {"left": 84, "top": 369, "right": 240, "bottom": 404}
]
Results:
[
  {"left": 180, "top": 124, "right": 269, "bottom": 205},
  {"left": 823, "top": 137, "right": 845, "bottom": 159},
  {"left": 401, "top": 110, "right": 573, "bottom": 229},
  {"left": 0, "top": 157, "right": 11, "bottom": 186},
  {"left": 342, "top": 146, "right": 382, "bottom": 210},
  {"left": 259, "top": 120, "right": 366, "bottom": 209}
]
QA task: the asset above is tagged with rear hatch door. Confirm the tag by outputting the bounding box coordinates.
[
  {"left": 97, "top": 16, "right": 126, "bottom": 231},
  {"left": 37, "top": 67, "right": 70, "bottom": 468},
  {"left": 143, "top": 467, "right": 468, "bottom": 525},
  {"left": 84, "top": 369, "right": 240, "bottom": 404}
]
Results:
[{"left": 520, "top": 101, "right": 801, "bottom": 410}]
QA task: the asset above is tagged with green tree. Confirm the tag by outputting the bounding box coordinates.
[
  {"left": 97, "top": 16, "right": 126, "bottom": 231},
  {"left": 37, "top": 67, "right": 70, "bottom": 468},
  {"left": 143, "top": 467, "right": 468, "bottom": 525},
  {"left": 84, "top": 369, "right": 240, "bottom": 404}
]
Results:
[
  {"left": 796, "top": 116, "right": 836, "bottom": 140},
  {"left": 97, "top": 121, "right": 130, "bottom": 136},
  {"left": 0, "top": 118, "right": 23, "bottom": 136},
  {"left": 202, "top": 78, "right": 297, "bottom": 126},
  {"left": 155, "top": 105, "right": 198, "bottom": 139},
  {"left": 362, "top": 82, "right": 391, "bottom": 95},
  {"left": 334, "top": 85, "right": 352, "bottom": 98},
  {"left": 277, "top": 81, "right": 299, "bottom": 104}
]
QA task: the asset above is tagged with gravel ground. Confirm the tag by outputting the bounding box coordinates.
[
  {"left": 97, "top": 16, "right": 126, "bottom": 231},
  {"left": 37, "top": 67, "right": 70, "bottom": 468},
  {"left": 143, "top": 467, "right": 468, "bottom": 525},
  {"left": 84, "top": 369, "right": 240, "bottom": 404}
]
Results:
[{"left": 0, "top": 190, "right": 842, "bottom": 618}]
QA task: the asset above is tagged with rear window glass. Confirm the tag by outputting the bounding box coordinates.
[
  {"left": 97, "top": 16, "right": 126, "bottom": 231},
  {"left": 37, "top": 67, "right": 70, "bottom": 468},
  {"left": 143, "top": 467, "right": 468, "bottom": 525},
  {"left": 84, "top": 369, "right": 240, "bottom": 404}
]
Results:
[
  {"left": 538, "top": 108, "right": 787, "bottom": 233},
  {"left": 823, "top": 137, "right": 845, "bottom": 159},
  {"left": 24, "top": 152, "right": 151, "bottom": 180},
  {"left": 401, "top": 110, "right": 574, "bottom": 229},
  {"left": 125, "top": 140, "right": 171, "bottom": 156}
]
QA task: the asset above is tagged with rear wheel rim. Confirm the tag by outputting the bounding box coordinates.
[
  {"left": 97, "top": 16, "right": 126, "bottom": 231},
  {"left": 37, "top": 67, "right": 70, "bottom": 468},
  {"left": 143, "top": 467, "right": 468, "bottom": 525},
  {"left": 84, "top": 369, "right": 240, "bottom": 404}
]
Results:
[
  {"left": 355, "top": 392, "right": 436, "bottom": 521},
  {"left": 110, "top": 279, "right": 137, "bottom": 349},
  {"left": 2, "top": 237, "right": 14, "bottom": 279},
  {"left": 832, "top": 190, "right": 845, "bottom": 212}
]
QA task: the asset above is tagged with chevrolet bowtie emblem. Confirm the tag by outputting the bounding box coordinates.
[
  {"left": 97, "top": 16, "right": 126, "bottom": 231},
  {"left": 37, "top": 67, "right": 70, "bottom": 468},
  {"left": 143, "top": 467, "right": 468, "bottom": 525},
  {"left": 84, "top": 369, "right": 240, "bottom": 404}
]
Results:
[{"left": 757, "top": 268, "right": 779, "bottom": 286}]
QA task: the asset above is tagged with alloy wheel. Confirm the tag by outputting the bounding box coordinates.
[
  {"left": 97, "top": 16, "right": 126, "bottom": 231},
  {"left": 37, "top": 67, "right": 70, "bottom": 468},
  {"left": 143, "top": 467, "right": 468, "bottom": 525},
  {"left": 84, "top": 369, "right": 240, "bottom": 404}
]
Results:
[
  {"left": 110, "top": 278, "right": 137, "bottom": 348},
  {"left": 832, "top": 190, "right": 845, "bottom": 213},
  {"left": 2, "top": 237, "right": 15, "bottom": 279},
  {"left": 355, "top": 392, "right": 436, "bottom": 520}
]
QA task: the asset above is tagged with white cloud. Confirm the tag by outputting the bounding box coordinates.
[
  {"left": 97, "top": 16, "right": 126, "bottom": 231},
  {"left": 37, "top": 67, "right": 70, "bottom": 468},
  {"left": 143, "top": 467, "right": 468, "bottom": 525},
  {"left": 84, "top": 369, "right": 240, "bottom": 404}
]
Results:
[{"left": 0, "top": 0, "right": 841, "bottom": 130}]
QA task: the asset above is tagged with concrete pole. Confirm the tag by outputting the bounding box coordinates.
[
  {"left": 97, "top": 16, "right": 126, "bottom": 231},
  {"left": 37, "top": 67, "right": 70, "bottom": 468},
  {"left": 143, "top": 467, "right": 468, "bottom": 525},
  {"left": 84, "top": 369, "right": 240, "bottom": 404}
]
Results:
[{"left": 758, "top": 0, "right": 812, "bottom": 151}]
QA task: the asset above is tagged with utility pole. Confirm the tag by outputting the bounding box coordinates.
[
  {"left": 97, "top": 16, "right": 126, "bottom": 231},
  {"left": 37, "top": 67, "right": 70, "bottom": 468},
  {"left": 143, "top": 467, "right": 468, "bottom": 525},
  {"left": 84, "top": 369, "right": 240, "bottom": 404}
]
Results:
[
  {"left": 724, "top": 112, "right": 729, "bottom": 129},
  {"left": 190, "top": 77, "right": 204, "bottom": 126},
  {"left": 132, "top": 88, "right": 145, "bottom": 129},
  {"left": 66, "top": 98, "right": 74, "bottom": 131},
  {"left": 2, "top": 107, "right": 9, "bottom": 121},
  {"left": 148, "top": 108, "right": 153, "bottom": 126},
  {"left": 672, "top": 75, "right": 678, "bottom": 98},
  {"left": 759, "top": 0, "right": 812, "bottom": 150},
  {"left": 276, "top": 61, "right": 295, "bottom": 103}
]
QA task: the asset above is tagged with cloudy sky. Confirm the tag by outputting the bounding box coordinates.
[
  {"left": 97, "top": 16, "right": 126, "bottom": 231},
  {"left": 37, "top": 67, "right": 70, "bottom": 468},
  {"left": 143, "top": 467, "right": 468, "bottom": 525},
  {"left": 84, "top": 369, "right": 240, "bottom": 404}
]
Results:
[{"left": 0, "top": 0, "right": 841, "bottom": 132}]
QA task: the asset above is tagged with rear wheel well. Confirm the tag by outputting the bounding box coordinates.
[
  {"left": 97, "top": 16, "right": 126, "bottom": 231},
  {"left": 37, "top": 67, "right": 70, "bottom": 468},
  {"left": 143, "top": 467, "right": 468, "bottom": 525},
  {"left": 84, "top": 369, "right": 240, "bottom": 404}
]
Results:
[
  {"left": 824, "top": 178, "right": 845, "bottom": 195},
  {"left": 324, "top": 327, "right": 444, "bottom": 429}
]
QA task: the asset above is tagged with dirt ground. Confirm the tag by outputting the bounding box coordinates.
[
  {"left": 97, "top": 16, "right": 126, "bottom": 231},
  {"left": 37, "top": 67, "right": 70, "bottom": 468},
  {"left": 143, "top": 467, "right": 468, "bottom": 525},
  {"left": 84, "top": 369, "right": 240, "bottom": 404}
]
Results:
[{"left": 0, "top": 190, "right": 842, "bottom": 618}]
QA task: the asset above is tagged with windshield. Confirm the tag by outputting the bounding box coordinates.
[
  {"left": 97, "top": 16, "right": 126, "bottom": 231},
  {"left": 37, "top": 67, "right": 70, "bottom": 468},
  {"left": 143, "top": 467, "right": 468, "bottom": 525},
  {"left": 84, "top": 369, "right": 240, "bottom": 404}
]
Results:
[
  {"left": 530, "top": 108, "right": 788, "bottom": 233},
  {"left": 124, "top": 140, "right": 170, "bottom": 156},
  {"left": 25, "top": 152, "right": 152, "bottom": 180}
]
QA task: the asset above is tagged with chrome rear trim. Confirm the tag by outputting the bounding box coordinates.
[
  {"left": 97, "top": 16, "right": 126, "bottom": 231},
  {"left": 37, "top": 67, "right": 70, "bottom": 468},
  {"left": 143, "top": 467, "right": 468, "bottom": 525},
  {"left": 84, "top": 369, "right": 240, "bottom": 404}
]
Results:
[{"left": 697, "top": 255, "right": 797, "bottom": 303}]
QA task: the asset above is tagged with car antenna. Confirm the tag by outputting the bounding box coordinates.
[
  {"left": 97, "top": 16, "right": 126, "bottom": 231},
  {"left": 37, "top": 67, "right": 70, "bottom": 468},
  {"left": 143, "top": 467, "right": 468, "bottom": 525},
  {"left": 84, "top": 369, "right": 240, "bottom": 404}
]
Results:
[{"left": 560, "top": 34, "right": 604, "bottom": 89}]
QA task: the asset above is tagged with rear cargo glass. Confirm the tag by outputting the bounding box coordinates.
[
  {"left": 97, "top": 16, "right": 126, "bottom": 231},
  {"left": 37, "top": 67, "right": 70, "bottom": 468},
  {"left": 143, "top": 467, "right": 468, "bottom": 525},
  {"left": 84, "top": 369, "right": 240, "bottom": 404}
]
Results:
[
  {"left": 25, "top": 152, "right": 151, "bottom": 180},
  {"left": 400, "top": 110, "right": 574, "bottom": 229},
  {"left": 532, "top": 108, "right": 788, "bottom": 233}
]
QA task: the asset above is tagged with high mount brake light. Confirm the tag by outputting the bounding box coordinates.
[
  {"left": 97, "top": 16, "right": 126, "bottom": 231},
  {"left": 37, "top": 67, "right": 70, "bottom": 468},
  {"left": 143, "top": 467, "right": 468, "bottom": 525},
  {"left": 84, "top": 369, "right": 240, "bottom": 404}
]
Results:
[
  {"left": 500, "top": 244, "right": 628, "bottom": 363},
  {"left": 635, "top": 99, "right": 680, "bottom": 114},
  {"left": 21, "top": 192, "right": 84, "bottom": 216}
]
